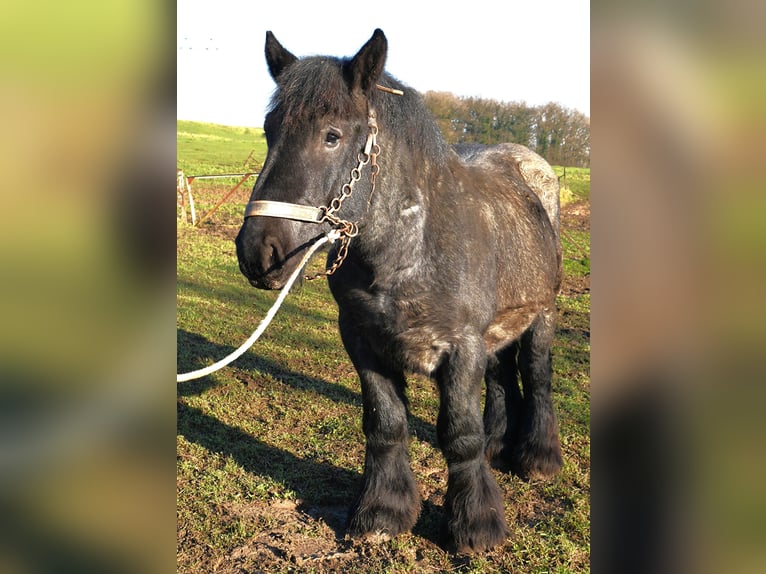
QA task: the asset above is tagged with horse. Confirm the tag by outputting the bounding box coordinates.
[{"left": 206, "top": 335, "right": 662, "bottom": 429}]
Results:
[{"left": 235, "top": 29, "right": 562, "bottom": 553}]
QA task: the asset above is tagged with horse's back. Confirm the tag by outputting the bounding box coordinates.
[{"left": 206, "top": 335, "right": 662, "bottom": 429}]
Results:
[{"left": 453, "top": 143, "right": 560, "bottom": 240}]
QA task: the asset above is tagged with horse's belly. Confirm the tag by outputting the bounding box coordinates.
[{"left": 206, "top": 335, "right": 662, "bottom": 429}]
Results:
[
  {"left": 394, "top": 326, "right": 453, "bottom": 374},
  {"left": 483, "top": 304, "right": 546, "bottom": 353}
]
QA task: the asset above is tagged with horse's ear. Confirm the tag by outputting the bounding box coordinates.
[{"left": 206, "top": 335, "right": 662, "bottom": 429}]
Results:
[
  {"left": 344, "top": 29, "right": 388, "bottom": 96},
  {"left": 265, "top": 31, "right": 298, "bottom": 81}
]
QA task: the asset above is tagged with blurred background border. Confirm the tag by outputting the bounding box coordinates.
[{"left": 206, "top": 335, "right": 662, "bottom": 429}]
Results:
[{"left": 0, "top": 0, "right": 764, "bottom": 572}]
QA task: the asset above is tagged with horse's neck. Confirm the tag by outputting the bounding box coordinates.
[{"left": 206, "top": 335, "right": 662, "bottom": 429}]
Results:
[
  {"left": 354, "top": 98, "right": 454, "bottom": 256},
  {"left": 358, "top": 145, "right": 454, "bottom": 272}
]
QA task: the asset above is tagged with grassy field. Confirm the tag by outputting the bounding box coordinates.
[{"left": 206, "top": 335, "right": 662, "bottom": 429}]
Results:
[
  {"left": 177, "top": 120, "right": 267, "bottom": 185},
  {"left": 177, "top": 122, "right": 590, "bottom": 572},
  {"left": 553, "top": 166, "right": 590, "bottom": 206}
]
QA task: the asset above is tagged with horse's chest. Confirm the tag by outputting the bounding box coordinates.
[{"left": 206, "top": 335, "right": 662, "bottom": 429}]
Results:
[
  {"left": 394, "top": 323, "right": 454, "bottom": 374},
  {"left": 354, "top": 289, "right": 457, "bottom": 374}
]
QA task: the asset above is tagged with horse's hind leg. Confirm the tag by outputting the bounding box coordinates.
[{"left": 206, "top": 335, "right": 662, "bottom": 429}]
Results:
[
  {"left": 483, "top": 341, "right": 523, "bottom": 465},
  {"left": 339, "top": 317, "right": 420, "bottom": 539},
  {"left": 512, "top": 307, "right": 562, "bottom": 478},
  {"left": 436, "top": 332, "right": 508, "bottom": 553}
]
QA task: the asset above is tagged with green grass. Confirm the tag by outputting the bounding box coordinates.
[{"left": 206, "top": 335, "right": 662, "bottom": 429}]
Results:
[
  {"left": 177, "top": 124, "right": 590, "bottom": 573},
  {"left": 177, "top": 120, "right": 268, "bottom": 183},
  {"left": 553, "top": 166, "right": 590, "bottom": 205}
]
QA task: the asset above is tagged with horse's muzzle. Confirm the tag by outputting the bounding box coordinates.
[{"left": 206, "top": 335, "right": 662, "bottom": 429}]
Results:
[
  {"left": 245, "top": 272, "right": 285, "bottom": 290},
  {"left": 235, "top": 224, "right": 289, "bottom": 290},
  {"left": 237, "top": 255, "right": 289, "bottom": 291}
]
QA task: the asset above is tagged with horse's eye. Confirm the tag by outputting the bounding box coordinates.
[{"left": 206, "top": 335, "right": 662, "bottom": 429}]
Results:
[{"left": 324, "top": 129, "right": 341, "bottom": 148}]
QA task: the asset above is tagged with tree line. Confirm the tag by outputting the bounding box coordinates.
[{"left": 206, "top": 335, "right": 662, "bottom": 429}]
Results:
[{"left": 423, "top": 92, "right": 590, "bottom": 167}]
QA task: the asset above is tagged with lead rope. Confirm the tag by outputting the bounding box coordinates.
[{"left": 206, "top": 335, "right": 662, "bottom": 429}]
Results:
[
  {"left": 178, "top": 116, "right": 377, "bottom": 381},
  {"left": 178, "top": 94, "right": 399, "bottom": 382},
  {"left": 177, "top": 120, "right": 374, "bottom": 382},
  {"left": 176, "top": 230, "right": 339, "bottom": 382}
]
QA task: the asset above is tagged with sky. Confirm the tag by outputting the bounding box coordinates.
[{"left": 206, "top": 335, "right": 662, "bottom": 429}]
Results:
[{"left": 177, "top": 0, "right": 590, "bottom": 127}]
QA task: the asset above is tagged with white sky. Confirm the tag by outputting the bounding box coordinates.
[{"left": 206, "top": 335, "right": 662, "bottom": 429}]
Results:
[{"left": 177, "top": 0, "right": 590, "bottom": 127}]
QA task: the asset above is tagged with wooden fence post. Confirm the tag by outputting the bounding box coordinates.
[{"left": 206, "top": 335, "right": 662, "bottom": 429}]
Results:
[{"left": 177, "top": 170, "right": 197, "bottom": 225}]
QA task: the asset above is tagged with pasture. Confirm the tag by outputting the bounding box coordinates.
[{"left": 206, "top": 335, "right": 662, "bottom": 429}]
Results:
[
  {"left": 177, "top": 120, "right": 267, "bottom": 181},
  {"left": 177, "top": 121, "right": 590, "bottom": 572}
]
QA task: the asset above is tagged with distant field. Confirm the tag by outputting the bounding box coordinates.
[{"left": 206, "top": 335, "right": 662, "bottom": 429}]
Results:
[
  {"left": 177, "top": 120, "right": 268, "bottom": 183},
  {"left": 553, "top": 166, "right": 590, "bottom": 205}
]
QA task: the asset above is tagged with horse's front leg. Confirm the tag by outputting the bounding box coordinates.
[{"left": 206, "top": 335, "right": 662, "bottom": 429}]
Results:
[
  {"left": 436, "top": 333, "right": 509, "bottom": 553},
  {"left": 339, "top": 315, "right": 420, "bottom": 540}
]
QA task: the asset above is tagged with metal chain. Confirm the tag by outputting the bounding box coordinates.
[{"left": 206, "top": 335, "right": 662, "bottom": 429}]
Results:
[{"left": 305, "top": 110, "right": 379, "bottom": 280}]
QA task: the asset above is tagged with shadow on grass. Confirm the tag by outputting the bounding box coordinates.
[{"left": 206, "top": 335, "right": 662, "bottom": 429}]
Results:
[
  {"left": 177, "top": 329, "right": 438, "bottom": 446},
  {"left": 177, "top": 400, "right": 444, "bottom": 545},
  {"left": 178, "top": 400, "right": 354, "bottom": 534},
  {"left": 177, "top": 327, "right": 357, "bottom": 404},
  {"left": 177, "top": 328, "right": 357, "bottom": 402},
  {"left": 177, "top": 327, "right": 449, "bottom": 545}
]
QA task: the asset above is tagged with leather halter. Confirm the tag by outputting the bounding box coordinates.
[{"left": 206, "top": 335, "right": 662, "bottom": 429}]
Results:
[
  {"left": 242, "top": 108, "right": 380, "bottom": 278},
  {"left": 243, "top": 108, "right": 379, "bottom": 232},
  {"left": 244, "top": 200, "right": 323, "bottom": 223}
]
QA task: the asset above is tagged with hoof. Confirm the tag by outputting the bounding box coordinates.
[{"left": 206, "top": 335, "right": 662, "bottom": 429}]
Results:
[
  {"left": 512, "top": 436, "right": 563, "bottom": 479},
  {"left": 443, "top": 462, "right": 509, "bottom": 553},
  {"left": 444, "top": 507, "right": 509, "bottom": 554},
  {"left": 347, "top": 500, "right": 420, "bottom": 541}
]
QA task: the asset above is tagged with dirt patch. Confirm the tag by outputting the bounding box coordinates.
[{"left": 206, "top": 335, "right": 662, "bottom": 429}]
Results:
[
  {"left": 560, "top": 272, "right": 590, "bottom": 297},
  {"left": 217, "top": 499, "right": 361, "bottom": 573},
  {"left": 561, "top": 200, "right": 590, "bottom": 232}
]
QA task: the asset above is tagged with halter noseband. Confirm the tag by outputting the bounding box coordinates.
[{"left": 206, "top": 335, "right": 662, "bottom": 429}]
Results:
[{"left": 243, "top": 200, "right": 324, "bottom": 223}]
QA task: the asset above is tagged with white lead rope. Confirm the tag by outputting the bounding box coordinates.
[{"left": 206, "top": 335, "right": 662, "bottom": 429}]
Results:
[{"left": 176, "top": 231, "right": 338, "bottom": 382}]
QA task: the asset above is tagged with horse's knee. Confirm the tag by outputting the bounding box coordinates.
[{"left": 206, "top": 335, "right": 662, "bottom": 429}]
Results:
[
  {"left": 441, "top": 434, "right": 486, "bottom": 465},
  {"left": 358, "top": 370, "right": 409, "bottom": 445}
]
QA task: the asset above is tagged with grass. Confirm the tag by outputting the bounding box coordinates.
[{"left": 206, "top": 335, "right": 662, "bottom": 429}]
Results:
[
  {"left": 553, "top": 166, "right": 590, "bottom": 206},
  {"left": 177, "top": 124, "right": 590, "bottom": 572},
  {"left": 177, "top": 120, "right": 268, "bottom": 185}
]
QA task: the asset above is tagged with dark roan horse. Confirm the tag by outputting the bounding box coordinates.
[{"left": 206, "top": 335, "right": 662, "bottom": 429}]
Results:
[{"left": 235, "top": 29, "right": 562, "bottom": 553}]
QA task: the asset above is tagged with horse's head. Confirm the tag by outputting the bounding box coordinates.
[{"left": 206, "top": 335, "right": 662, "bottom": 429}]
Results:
[{"left": 235, "top": 29, "right": 388, "bottom": 289}]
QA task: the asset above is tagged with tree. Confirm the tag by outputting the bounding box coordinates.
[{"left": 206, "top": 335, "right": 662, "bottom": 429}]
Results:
[{"left": 423, "top": 91, "right": 590, "bottom": 167}]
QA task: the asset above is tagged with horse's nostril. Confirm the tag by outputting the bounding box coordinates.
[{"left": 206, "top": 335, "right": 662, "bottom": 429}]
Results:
[{"left": 261, "top": 236, "right": 283, "bottom": 273}]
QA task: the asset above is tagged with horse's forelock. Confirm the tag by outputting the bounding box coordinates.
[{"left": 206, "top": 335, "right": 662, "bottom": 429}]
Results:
[
  {"left": 269, "top": 57, "right": 362, "bottom": 128},
  {"left": 267, "top": 58, "right": 450, "bottom": 165}
]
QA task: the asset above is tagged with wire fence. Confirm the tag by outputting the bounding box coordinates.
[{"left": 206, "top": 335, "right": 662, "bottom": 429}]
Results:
[{"left": 177, "top": 171, "right": 259, "bottom": 226}]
